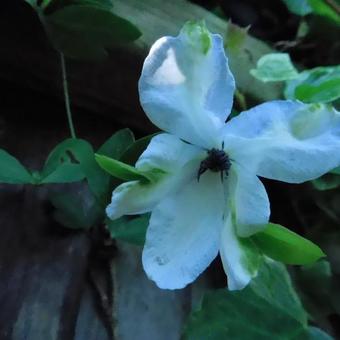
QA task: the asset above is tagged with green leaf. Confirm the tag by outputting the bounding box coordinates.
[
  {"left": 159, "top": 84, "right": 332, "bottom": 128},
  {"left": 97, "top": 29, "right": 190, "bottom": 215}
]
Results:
[
  {"left": 43, "top": 4, "right": 142, "bottom": 59},
  {"left": 252, "top": 223, "right": 325, "bottom": 265},
  {"left": 95, "top": 154, "right": 150, "bottom": 182},
  {"left": 40, "top": 163, "right": 85, "bottom": 184},
  {"left": 0, "top": 149, "right": 34, "bottom": 184},
  {"left": 120, "top": 133, "right": 158, "bottom": 166},
  {"left": 294, "top": 260, "right": 333, "bottom": 319},
  {"left": 97, "top": 128, "right": 135, "bottom": 159},
  {"left": 24, "top": 0, "right": 38, "bottom": 8},
  {"left": 281, "top": 0, "right": 313, "bottom": 15},
  {"left": 312, "top": 173, "right": 340, "bottom": 190},
  {"left": 43, "top": 0, "right": 114, "bottom": 12},
  {"left": 225, "top": 21, "right": 250, "bottom": 52},
  {"left": 40, "top": 139, "right": 87, "bottom": 184},
  {"left": 330, "top": 166, "right": 340, "bottom": 175},
  {"left": 106, "top": 214, "right": 149, "bottom": 245},
  {"left": 250, "top": 53, "right": 299, "bottom": 82},
  {"left": 285, "top": 66, "right": 340, "bottom": 103},
  {"left": 250, "top": 261, "right": 308, "bottom": 325},
  {"left": 308, "top": 0, "right": 340, "bottom": 25},
  {"left": 50, "top": 190, "right": 103, "bottom": 229},
  {"left": 183, "top": 261, "right": 311, "bottom": 339},
  {"left": 42, "top": 139, "right": 109, "bottom": 202}
]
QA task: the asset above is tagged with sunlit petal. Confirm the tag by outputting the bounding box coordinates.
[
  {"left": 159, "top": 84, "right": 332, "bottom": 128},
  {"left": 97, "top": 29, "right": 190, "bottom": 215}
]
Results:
[
  {"left": 223, "top": 101, "right": 340, "bottom": 183},
  {"left": 220, "top": 215, "right": 262, "bottom": 290},
  {"left": 136, "top": 133, "right": 203, "bottom": 172},
  {"left": 139, "top": 22, "right": 235, "bottom": 148},
  {"left": 227, "top": 164, "right": 270, "bottom": 237},
  {"left": 106, "top": 161, "right": 197, "bottom": 220},
  {"left": 142, "top": 172, "right": 224, "bottom": 289}
]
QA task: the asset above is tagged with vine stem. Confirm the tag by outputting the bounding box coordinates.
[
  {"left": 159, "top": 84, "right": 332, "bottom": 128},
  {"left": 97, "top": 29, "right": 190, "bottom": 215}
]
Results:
[{"left": 60, "top": 52, "right": 76, "bottom": 139}]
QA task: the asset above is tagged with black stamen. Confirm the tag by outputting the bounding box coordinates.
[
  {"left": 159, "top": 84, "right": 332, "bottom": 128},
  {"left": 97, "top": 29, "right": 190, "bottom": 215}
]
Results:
[{"left": 197, "top": 148, "right": 232, "bottom": 182}]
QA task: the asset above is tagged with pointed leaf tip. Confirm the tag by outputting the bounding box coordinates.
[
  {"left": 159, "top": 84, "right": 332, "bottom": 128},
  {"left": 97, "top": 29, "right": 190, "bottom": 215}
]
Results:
[
  {"left": 252, "top": 223, "right": 325, "bottom": 265},
  {"left": 181, "top": 20, "right": 212, "bottom": 55}
]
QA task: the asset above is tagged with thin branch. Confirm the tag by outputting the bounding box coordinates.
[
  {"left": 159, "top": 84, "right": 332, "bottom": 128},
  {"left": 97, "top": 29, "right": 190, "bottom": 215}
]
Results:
[{"left": 60, "top": 53, "right": 76, "bottom": 139}]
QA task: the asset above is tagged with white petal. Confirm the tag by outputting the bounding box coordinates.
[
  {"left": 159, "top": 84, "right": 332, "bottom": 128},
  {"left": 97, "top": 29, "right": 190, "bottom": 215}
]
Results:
[
  {"left": 223, "top": 101, "right": 340, "bottom": 183},
  {"left": 106, "top": 162, "right": 197, "bottom": 220},
  {"left": 139, "top": 22, "right": 235, "bottom": 148},
  {"left": 227, "top": 165, "right": 270, "bottom": 237},
  {"left": 107, "top": 133, "right": 203, "bottom": 220},
  {"left": 136, "top": 133, "right": 203, "bottom": 172},
  {"left": 220, "top": 215, "right": 261, "bottom": 290},
  {"left": 142, "top": 172, "right": 224, "bottom": 289}
]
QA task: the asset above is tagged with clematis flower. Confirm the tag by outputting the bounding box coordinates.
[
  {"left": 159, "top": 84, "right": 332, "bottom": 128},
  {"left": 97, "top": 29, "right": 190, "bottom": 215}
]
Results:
[{"left": 105, "top": 22, "right": 340, "bottom": 290}]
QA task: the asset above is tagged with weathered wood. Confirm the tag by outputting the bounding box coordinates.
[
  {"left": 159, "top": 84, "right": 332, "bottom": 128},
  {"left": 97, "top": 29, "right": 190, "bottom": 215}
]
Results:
[
  {"left": 113, "top": 242, "right": 191, "bottom": 340},
  {"left": 0, "top": 0, "right": 281, "bottom": 134},
  {"left": 0, "top": 87, "right": 192, "bottom": 339}
]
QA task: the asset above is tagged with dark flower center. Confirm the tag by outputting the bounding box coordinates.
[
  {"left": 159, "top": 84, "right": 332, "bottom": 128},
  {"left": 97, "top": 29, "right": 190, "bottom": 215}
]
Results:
[{"left": 197, "top": 148, "right": 232, "bottom": 182}]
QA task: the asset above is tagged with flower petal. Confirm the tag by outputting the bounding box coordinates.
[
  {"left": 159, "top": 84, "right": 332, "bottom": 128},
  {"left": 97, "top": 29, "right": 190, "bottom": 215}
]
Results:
[
  {"left": 107, "top": 133, "right": 202, "bottom": 220},
  {"left": 224, "top": 101, "right": 340, "bottom": 183},
  {"left": 139, "top": 22, "right": 235, "bottom": 148},
  {"left": 227, "top": 165, "right": 270, "bottom": 237},
  {"left": 220, "top": 215, "right": 262, "bottom": 290},
  {"left": 106, "top": 161, "right": 198, "bottom": 220},
  {"left": 136, "top": 133, "right": 203, "bottom": 172},
  {"left": 142, "top": 172, "right": 225, "bottom": 289}
]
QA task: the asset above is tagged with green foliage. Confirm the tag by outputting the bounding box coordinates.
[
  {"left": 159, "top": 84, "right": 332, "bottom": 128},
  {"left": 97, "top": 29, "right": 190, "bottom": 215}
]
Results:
[
  {"left": 250, "top": 53, "right": 299, "bottom": 82},
  {"left": 292, "top": 260, "right": 337, "bottom": 335},
  {"left": 106, "top": 214, "right": 149, "bottom": 245},
  {"left": 281, "top": 0, "right": 312, "bottom": 16},
  {"left": 120, "top": 133, "right": 158, "bottom": 166},
  {"left": 97, "top": 132, "right": 161, "bottom": 185},
  {"left": 281, "top": 0, "right": 340, "bottom": 24},
  {"left": 97, "top": 128, "right": 135, "bottom": 159},
  {"left": 95, "top": 154, "right": 150, "bottom": 182},
  {"left": 41, "top": 139, "right": 108, "bottom": 201},
  {"left": 183, "top": 261, "right": 332, "bottom": 339},
  {"left": 225, "top": 21, "right": 249, "bottom": 52},
  {"left": 96, "top": 153, "right": 166, "bottom": 184},
  {"left": 0, "top": 129, "right": 155, "bottom": 233},
  {"left": 308, "top": 0, "right": 340, "bottom": 25},
  {"left": 252, "top": 223, "right": 325, "bottom": 265},
  {"left": 251, "top": 54, "right": 340, "bottom": 104},
  {"left": 312, "top": 172, "right": 340, "bottom": 190},
  {"left": 45, "top": 0, "right": 114, "bottom": 10},
  {"left": 49, "top": 190, "right": 103, "bottom": 229},
  {"left": 40, "top": 140, "right": 85, "bottom": 184},
  {"left": 285, "top": 66, "right": 340, "bottom": 103},
  {"left": 0, "top": 149, "right": 34, "bottom": 184},
  {"left": 48, "top": 130, "right": 138, "bottom": 230},
  {"left": 0, "top": 139, "right": 103, "bottom": 188},
  {"left": 24, "top": 0, "right": 38, "bottom": 7},
  {"left": 40, "top": 164, "right": 85, "bottom": 184},
  {"left": 27, "top": 0, "right": 142, "bottom": 59}
]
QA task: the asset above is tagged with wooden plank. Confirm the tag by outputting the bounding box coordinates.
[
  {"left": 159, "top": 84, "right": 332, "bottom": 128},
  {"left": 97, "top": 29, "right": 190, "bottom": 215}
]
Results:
[
  {"left": 0, "top": 0, "right": 281, "bottom": 134},
  {"left": 0, "top": 92, "right": 191, "bottom": 339},
  {"left": 112, "top": 242, "right": 191, "bottom": 340}
]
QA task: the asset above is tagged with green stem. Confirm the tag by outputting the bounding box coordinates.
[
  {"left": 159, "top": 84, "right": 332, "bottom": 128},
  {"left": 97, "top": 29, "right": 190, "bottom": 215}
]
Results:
[{"left": 60, "top": 53, "right": 76, "bottom": 139}]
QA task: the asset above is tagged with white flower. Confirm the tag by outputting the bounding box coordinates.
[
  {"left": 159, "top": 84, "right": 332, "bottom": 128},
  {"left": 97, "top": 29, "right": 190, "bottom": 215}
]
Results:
[{"left": 106, "top": 22, "right": 340, "bottom": 290}]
